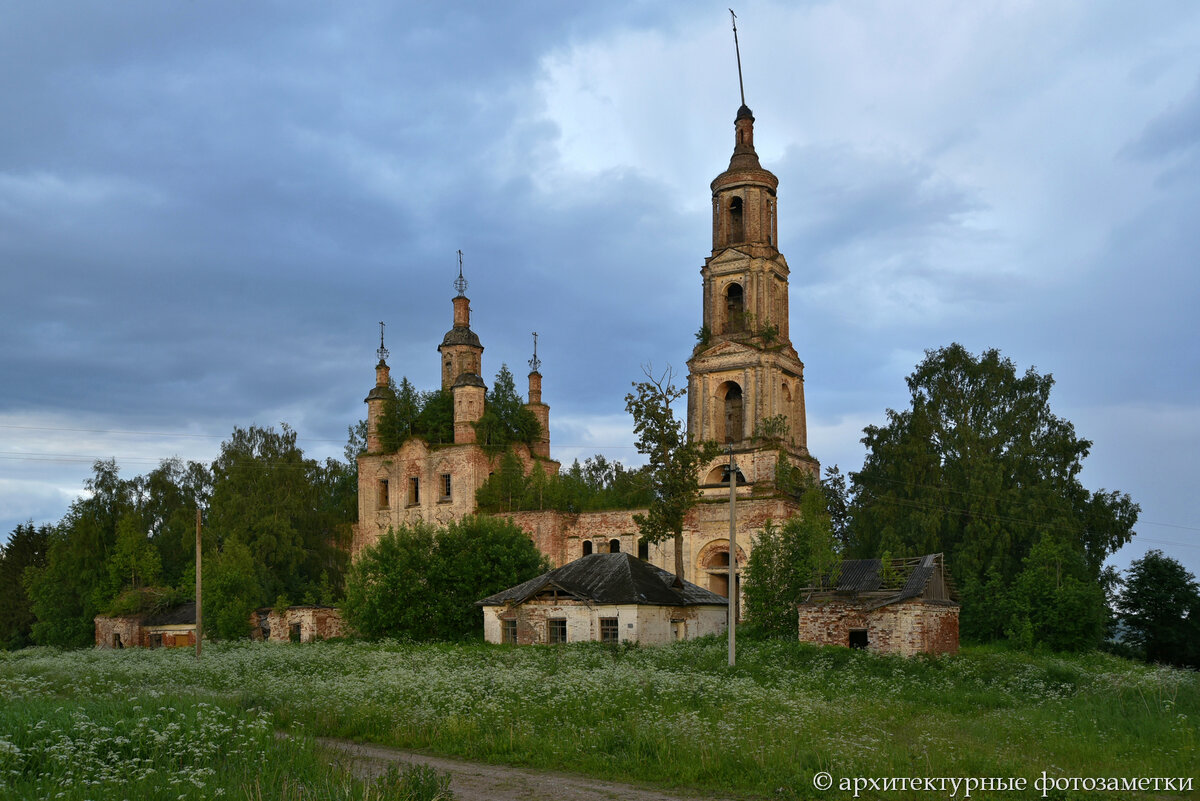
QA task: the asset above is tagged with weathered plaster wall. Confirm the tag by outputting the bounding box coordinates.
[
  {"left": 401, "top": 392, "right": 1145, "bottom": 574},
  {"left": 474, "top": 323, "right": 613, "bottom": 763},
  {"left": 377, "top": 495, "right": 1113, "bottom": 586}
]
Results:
[{"left": 482, "top": 601, "right": 726, "bottom": 645}]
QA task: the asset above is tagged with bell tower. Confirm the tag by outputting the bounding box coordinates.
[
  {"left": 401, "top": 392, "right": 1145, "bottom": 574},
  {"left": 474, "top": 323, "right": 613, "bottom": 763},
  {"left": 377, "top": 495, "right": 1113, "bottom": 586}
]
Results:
[{"left": 686, "top": 96, "right": 818, "bottom": 491}]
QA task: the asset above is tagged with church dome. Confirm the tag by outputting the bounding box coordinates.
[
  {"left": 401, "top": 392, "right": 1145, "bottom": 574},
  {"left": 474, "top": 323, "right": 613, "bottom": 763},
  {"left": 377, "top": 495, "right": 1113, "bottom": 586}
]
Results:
[{"left": 441, "top": 326, "right": 482, "bottom": 348}]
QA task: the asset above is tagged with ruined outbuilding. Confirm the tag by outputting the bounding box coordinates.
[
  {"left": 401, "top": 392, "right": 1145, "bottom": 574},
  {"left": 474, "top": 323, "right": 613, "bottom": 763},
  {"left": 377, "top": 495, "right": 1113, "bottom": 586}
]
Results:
[
  {"left": 478, "top": 553, "right": 728, "bottom": 645},
  {"left": 94, "top": 602, "right": 197, "bottom": 649},
  {"left": 798, "top": 554, "right": 959, "bottom": 656},
  {"left": 250, "top": 605, "right": 345, "bottom": 643}
]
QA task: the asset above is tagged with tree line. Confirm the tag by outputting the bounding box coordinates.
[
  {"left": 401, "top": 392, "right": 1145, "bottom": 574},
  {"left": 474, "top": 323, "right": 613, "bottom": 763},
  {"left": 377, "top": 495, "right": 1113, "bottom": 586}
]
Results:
[{"left": 2, "top": 424, "right": 353, "bottom": 648}]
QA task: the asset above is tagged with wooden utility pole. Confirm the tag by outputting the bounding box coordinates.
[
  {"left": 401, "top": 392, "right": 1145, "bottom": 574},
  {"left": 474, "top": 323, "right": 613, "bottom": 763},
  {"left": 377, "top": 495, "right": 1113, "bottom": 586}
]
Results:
[
  {"left": 728, "top": 446, "right": 737, "bottom": 667},
  {"left": 195, "top": 508, "right": 202, "bottom": 659}
]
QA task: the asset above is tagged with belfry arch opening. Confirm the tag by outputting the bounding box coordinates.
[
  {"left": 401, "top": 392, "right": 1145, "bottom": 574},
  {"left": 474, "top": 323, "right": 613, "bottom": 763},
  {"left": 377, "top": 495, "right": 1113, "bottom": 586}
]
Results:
[
  {"left": 716, "top": 381, "right": 744, "bottom": 444},
  {"left": 725, "top": 283, "right": 745, "bottom": 333},
  {"left": 729, "top": 196, "right": 744, "bottom": 243}
]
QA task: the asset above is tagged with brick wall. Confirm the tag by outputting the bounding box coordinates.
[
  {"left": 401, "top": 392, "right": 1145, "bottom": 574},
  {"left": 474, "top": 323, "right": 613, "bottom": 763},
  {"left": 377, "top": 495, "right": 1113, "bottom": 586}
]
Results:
[{"left": 798, "top": 599, "right": 959, "bottom": 656}]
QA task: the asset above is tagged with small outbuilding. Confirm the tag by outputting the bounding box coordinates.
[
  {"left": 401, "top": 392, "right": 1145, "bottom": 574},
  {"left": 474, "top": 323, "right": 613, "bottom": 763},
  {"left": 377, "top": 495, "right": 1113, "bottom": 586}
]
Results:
[
  {"left": 95, "top": 602, "right": 197, "bottom": 649},
  {"left": 250, "top": 605, "right": 345, "bottom": 643},
  {"left": 798, "top": 553, "right": 959, "bottom": 656},
  {"left": 478, "top": 552, "right": 728, "bottom": 645}
]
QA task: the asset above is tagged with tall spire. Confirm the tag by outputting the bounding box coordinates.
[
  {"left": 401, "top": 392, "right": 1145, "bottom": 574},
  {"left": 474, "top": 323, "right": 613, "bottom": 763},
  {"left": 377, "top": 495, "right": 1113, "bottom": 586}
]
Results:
[{"left": 730, "top": 9, "right": 746, "bottom": 109}]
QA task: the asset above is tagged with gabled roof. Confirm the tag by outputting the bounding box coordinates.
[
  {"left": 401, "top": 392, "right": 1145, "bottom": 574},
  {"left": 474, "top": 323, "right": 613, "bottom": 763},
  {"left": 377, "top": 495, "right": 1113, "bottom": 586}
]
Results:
[
  {"left": 478, "top": 553, "right": 729, "bottom": 608},
  {"left": 809, "top": 553, "right": 957, "bottom": 610}
]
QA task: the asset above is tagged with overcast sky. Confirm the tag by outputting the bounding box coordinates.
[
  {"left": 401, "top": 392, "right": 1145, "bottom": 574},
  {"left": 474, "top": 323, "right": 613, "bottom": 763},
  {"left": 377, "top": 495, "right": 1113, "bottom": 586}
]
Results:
[{"left": 2, "top": 1, "right": 1197, "bottom": 579}]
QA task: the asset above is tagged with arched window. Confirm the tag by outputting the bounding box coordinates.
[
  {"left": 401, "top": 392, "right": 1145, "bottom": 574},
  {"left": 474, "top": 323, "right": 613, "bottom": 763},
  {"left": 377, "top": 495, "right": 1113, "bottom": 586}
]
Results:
[
  {"left": 729, "top": 196, "right": 744, "bottom": 243},
  {"left": 723, "top": 383, "right": 744, "bottom": 443},
  {"left": 609, "top": 538, "right": 621, "bottom": 553},
  {"left": 725, "top": 284, "right": 745, "bottom": 333},
  {"left": 582, "top": 540, "right": 593, "bottom": 556}
]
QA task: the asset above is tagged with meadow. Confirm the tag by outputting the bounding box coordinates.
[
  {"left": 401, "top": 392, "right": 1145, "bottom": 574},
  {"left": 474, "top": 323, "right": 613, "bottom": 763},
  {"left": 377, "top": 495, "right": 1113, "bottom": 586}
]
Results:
[{"left": 1, "top": 637, "right": 1196, "bottom": 800}]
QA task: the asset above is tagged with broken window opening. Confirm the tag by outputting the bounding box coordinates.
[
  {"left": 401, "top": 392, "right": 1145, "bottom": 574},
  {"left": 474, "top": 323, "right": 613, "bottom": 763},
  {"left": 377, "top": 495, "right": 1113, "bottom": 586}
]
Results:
[
  {"left": 502, "top": 618, "right": 517, "bottom": 644},
  {"left": 723, "top": 383, "right": 744, "bottom": 443},
  {"left": 378, "top": 479, "right": 389, "bottom": 510},
  {"left": 725, "top": 283, "right": 745, "bottom": 332},
  {"left": 729, "top": 196, "right": 744, "bottom": 243},
  {"left": 849, "top": 629, "right": 868, "bottom": 649},
  {"left": 408, "top": 476, "right": 420, "bottom": 506},
  {"left": 439, "top": 473, "right": 452, "bottom": 502},
  {"left": 582, "top": 540, "right": 593, "bottom": 556},
  {"left": 638, "top": 538, "right": 649, "bottom": 560},
  {"left": 599, "top": 617, "right": 619, "bottom": 643},
  {"left": 112, "top": 632, "right": 123, "bottom": 648},
  {"left": 609, "top": 538, "right": 620, "bottom": 554},
  {"left": 548, "top": 619, "right": 567, "bottom": 644}
]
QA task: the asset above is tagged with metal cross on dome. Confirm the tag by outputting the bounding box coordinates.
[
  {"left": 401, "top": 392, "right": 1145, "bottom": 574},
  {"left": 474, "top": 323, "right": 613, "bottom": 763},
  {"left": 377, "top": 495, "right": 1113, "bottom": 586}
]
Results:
[
  {"left": 454, "top": 249, "right": 468, "bottom": 297},
  {"left": 529, "top": 332, "right": 541, "bottom": 373},
  {"left": 376, "top": 321, "right": 389, "bottom": 363}
]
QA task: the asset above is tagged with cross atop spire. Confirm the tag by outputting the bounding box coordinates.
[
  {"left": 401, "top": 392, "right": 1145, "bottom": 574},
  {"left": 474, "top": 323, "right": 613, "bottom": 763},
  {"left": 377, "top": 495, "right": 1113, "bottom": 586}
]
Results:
[
  {"left": 529, "top": 331, "right": 541, "bottom": 373},
  {"left": 730, "top": 9, "right": 746, "bottom": 108},
  {"left": 376, "top": 321, "right": 389, "bottom": 363},
  {"left": 454, "top": 249, "right": 468, "bottom": 297}
]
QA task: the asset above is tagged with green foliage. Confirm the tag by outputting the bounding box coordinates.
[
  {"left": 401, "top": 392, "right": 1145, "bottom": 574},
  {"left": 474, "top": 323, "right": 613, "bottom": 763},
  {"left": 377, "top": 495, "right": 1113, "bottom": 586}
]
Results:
[
  {"left": 204, "top": 536, "right": 261, "bottom": 640},
  {"left": 4, "top": 641, "right": 1195, "bottom": 798},
  {"left": 1118, "top": 550, "right": 1200, "bottom": 668},
  {"left": 755, "top": 414, "right": 790, "bottom": 442},
  {"left": 343, "top": 516, "right": 549, "bottom": 641},
  {"left": 105, "top": 585, "right": 188, "bottom": 618},
  {"left": 0, "top": 522, "right": 51, "bottom": 650},
  {"left": 475, "top": 452, "right": 653, "bottom": 514},
  {"left": 694, "top": 325, "right": 711, "bottom": 347},
  {"left": 206, "top": 424, "right": 351, "bottom": 614},
  {"left": 474, "top": 364, "right": 540, "bottom": 449},
  {"left": 625, "top": 368, "right": 719, "bottom": 578},
  {"left": 744, "top": 486, "right": 839, "bottom": 637},
  {"left": 1006, "top": 533, "right": 1108, "bottom": 652},
  {"left": 379, "top": 377, "right": 422, "bottom": 452},
  {"left": 848, "top": 344, "right": 1138, "bottom": 649},
  {"left": 24, "top": 460, "right": 135, "bottom": 647},
  {"left": 0, "top": 692, "right": 455, "bottom": 801}
]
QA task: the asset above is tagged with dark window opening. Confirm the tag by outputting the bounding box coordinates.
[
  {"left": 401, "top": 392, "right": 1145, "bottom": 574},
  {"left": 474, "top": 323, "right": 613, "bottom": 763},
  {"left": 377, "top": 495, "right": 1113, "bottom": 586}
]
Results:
[
  {"left": 600, "top": 617, "right": 619, "bottom": 643},
  {"left": 582, "top": 540, "right": 593, "bottom": 556},
  {"left": 638, "top": 538, "right": 649, "bottom": 560},
  {"left": 502, "top": 618, "right": 517, "bottom": 644},
  {"left": 112, "top": 633, "right": 122, "bottom": 649},
  {"left": 378, "top": 479, "right": 389, "bottom": 509},
  {"left": 718, "top": 465, "right": 747, "bottom": 485},
  {"left": 289, "top": 623, "right": 302, "bottom": 643},
  {"left": 609, "top": 538, "right": 620, "bottom": 553},
  {"left": 849, "top": 629, "right": 868, "bottom": 649},
  {"left": 439, "top": 473, "right": 451, "bottom": 502},
  {"left": 408, "top": 476, "right": 420, "bottom": 506},
  {"left": 724, "top": 384, "right": 744, "bottom": 443},
  {"left": 150, "top": 633, "right": 162, "bottom": 648},
  {"left": 548, "top": 619, "right": 567, "bottom": 644},
  {"left": 725, "top": 284, "right": 745, "bottom": 332},
  {"left": 729, "top": 196, "right": 744, "bottom": 243}
]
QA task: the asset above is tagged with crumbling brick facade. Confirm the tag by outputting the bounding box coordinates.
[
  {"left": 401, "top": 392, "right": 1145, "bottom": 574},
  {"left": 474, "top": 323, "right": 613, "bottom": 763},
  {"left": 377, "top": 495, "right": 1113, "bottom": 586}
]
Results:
[
  {"left": 797, "top": 599, "right": 959, "bottom": 656},
  {"left": 250, "top": 605, "right": 345, "bottom": 643}
]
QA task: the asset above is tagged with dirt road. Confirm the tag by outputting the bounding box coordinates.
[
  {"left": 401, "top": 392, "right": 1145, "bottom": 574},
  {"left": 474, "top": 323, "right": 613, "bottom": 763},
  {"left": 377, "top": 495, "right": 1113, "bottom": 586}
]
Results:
[{"left": 317, "top": 737, "right": 735, "bottom": 801}]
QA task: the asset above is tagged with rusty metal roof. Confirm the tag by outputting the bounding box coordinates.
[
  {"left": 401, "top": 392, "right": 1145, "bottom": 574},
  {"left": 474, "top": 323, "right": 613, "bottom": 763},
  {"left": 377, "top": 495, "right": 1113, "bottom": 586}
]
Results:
[
  {"left": 478, "top": 553, "right": 729, "bottom": 608},
  {"left": 812, "top": 553, "right": 957, "bottom": 610}
]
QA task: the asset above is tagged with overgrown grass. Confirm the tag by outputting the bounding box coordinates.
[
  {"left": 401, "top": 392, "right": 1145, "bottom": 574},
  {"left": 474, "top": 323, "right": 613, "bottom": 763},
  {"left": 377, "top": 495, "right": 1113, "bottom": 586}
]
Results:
[
  {"left": 0, "top": 678, "right": 452, "bottom": 800},
  {"left": 2, "top": 638, "right": 1196, "bottom": 799}
]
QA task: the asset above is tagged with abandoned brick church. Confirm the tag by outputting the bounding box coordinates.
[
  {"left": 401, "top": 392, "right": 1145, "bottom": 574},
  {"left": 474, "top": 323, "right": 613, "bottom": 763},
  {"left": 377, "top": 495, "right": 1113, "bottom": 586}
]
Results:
[
  {"left": 353, "top": 99, "right": 822, "bottom": 603},
  {"left": 351, "top": 92, "right": 960, "bottom": 652}
]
